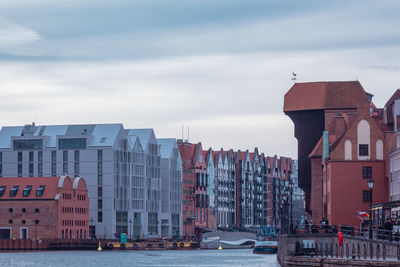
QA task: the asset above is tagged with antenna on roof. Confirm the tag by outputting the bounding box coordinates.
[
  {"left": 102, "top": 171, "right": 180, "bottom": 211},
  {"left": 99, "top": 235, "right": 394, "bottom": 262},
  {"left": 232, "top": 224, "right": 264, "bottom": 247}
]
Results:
[
  {"left": 291, "top": 72, "right": 297, "bottom": 83},
  {"left": 187, "top": 125, "right": 190, "bottom": 142},
  {"left": 182, "top": 124, "right": 184, "bottom": 141}
]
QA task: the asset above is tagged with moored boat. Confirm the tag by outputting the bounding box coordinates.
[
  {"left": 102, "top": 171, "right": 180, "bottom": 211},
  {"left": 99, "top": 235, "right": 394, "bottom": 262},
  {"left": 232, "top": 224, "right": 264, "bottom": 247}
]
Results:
[{"left": 252, "top": 240, "right": 278, "bottom": 254}]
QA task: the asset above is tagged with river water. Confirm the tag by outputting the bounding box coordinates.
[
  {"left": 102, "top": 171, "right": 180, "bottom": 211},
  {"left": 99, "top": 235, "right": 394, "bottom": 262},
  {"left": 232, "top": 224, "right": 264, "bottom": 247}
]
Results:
[{"left": 0, "top": 249, "right": 280, "bottom": 267}]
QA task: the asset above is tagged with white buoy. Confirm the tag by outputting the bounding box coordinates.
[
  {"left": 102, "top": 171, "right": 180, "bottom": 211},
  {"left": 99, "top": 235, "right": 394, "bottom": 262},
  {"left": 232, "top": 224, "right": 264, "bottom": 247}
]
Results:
[
  {"left": 98, "top": 241, "right": 103, "bottom": 251},
  {"left": 218, "top": 241, "right": 222, "bottom": 250}
]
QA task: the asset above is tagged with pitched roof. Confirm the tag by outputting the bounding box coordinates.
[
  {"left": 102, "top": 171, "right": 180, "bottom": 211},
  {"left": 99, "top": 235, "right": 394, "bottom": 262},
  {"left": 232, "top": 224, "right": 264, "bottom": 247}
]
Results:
[
  {"left": 384, "top": 89, "right": 400, "bottom": 124},
  {"left": 128, "top": 128, "right": 155, "bottom": 150},
  {"left": 0, "top": 123, "right": 124, "bottom": 149},
  {"left": 284, "top": 81, "right": 370, "bottom": 112},
  {"left": 157, "top": 138, "right": 177, "bottom": 158},
  {"left": 0, "top": 176, "right": 85, "bottom": 200}
]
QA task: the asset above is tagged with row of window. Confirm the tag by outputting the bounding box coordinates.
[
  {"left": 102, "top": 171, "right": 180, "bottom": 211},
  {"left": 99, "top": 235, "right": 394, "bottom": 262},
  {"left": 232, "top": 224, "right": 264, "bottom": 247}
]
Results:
[
  {"left": 61, "top": 229, "right": 87, "bottom": 239},
  {"left": 12, "top": 149, "right": 103, "bottom": 177},
  {"left": 62, "top": 207, "right": 74, "bottom": 213},
  {"left": 62, "top": 193, "right": 72, "bottom": 200},
  {"left": 77, "top": 194, "right": 86, "bottom": 201},
  {"left": 8, "top": 208, "right": 40, "bottom": 213},
  {"left": 12, "top": 139, "right": 89, "bottom": 151},
  {"left": 9, "top": 219, "right": 39, "bottom": 224},
  {"left": 0, "top": 185, "right": 45, "bottom": 197},
  {"left": 62, "top": 220, "right": 87, "bottom": 226}
]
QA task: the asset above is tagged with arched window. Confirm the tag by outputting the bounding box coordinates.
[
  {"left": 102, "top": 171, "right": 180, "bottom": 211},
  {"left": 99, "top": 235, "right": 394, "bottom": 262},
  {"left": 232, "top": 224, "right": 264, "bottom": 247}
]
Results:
[
  {"left": 357, "top": 119, "right": 370, "bottom": 160},
  {"left": 376, "top": 139, "right": 383, "bottom": 160},
  {"left": 344, "top": 140, "right": 352, "bottom": 160}
]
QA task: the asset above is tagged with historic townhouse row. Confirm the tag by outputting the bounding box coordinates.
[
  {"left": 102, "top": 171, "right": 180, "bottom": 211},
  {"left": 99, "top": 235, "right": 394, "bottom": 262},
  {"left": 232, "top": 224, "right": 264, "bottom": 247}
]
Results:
[
  {"left": 0, "top": 123, "right": 182, "bottom": 239},
  {"left": 177, "top": 139, "right": 303, "bottom": 236}
]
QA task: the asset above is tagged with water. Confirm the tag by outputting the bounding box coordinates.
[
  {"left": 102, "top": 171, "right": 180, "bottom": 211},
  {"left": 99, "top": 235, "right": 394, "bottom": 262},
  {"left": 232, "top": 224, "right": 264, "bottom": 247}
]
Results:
[{"left": 0, "top": 249, "right": 280, "bottom": 267}]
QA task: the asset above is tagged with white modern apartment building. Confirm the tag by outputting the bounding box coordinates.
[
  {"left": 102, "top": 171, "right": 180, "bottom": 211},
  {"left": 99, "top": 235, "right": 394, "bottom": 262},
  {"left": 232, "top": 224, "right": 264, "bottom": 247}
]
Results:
[{"left": 158, "top": 138, "right": 183, "bottom": 237}]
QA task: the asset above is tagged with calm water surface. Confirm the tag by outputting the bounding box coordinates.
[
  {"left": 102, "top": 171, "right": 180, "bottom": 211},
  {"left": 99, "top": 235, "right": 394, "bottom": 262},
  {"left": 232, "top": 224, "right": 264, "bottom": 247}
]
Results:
[{"left": 0, "top": 249, "right": 280, "bottom": 267}]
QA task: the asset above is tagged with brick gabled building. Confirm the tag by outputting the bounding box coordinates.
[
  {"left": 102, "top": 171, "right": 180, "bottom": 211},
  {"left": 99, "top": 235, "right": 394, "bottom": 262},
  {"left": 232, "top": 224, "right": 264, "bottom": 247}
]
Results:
[
  {"left": 0, "top": 175, "right": 89, "bottom": 240},
  {"left": 235, "top": 150, "right": 254, "bottom": 228},
  {"left": 177, "top": 140, "right": 207, "bottom": 237}
]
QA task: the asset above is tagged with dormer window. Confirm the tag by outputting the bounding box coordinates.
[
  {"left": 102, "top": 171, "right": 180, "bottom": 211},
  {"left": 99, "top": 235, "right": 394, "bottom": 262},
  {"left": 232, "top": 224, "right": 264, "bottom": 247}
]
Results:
[
  {"left": 36, "top": 185, "right": 46, "bottom": 197},
  {"left": 10, "top": 186, "right": 19, "bottom": 197},
  {"left": 23, "top": 185, "right": 32, "bottom": 197},
  {"left": 0, "top": 186, "right": 6, "bottom": 197}
]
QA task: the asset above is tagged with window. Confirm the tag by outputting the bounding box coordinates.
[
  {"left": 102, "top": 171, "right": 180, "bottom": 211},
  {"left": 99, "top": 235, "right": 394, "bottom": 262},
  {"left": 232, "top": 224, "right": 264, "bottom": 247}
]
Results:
[
  {"left": 22, "top": 208, "right": 26, "bottom": 213},
  {"left": 63, "top": 163, "right": 68, "bottom": 174},
  {"left": 59, "top": 138, "right": 86, "bottom": 149},
  {"left": 18, "top": 163, "right": 22, "bottom": 177},
  {"left": 98, "top": 174, "right": 103, "bottom": 185},
  {"left": 22, "top": 220, "right": 26, "bottom": 224},
  {"left": 29, "top": 163, "right": 34, "bottom": 177},
  {"left": 98, "top": 186, "right": 103, "bottom": 197},
  {"left": 23, "top": 186, "right": 32, "bottom": 197},
  {"left": 8, "top": 208, "right": 13, "bottom": 213},
  {"left": 359, "top": 144, "right": 369, "bottom": 156},
  {"left": 362, "top": 167, "right": 372, "bottom": 179},
  {"left": 74, "top": 150, "right": 80, "bottom": 161},
  {"left": 13, "top": 139, "right": 43, "bottom": 150},
  {"left": 29, "top": 151, "right": 34, "bottom": 162},
  {"left": 362, "top": 190, "right": 372, "bottom": 202},
  {"left": 51, "top": 163, "right": 56, "bottom": 177},
  {"left": 63, "top": 151, "right": 68, "bottom": 161},
  {"left": 35, "top": 208, "right": 39, "bottom": 213},
  {"left": 35, "top": 220, "right": 39, "bottom": 224},
  {"left": 8, "top": 219, "right": 13, "bottom": 224},
  {"left": 18, "top": 152, "right": 23, "bottom": 162},
  {"left": 0, "top": 186, "right": 6, "bottom": 197},
  {"left": 51, "top": 151, "right": 57, "bottom": 161},
  {"left": 10, "top": 186, "right": 19, "bottom": 197},
  {"left": 36, "top": 185, "right": 46, "bottom": 197},
  {"left": 98, "top": 162, "right": 103, "bottom": 173},
  {"left": 98, "top": 211, "right": 103, "bottom": 222},
  {"left": 98, "top": 150, "right": 103, "bottom": 161}
]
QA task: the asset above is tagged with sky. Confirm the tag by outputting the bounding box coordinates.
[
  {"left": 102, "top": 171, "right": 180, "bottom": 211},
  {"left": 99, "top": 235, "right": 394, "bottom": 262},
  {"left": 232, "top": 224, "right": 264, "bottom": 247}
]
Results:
[{"left": 0, "top": 0, "right": 400, "bottom": 158}]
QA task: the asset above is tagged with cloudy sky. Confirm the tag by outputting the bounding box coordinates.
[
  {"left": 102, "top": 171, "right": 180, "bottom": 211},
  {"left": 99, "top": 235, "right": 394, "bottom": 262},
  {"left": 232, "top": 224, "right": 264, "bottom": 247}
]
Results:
[{"left": 1, "top": 0, "right": 400, "bottom": 158}]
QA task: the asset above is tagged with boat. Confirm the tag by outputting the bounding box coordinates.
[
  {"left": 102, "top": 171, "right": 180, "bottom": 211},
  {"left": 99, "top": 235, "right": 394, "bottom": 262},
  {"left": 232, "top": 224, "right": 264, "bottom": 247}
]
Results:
[{"left": 252, "top": 240, "right": 278, "bottom": 254}]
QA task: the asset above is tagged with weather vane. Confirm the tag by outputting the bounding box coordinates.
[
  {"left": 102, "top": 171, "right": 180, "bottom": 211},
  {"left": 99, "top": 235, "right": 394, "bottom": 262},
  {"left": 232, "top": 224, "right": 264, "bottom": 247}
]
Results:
[{"left": 291, "top": 72, "right": 297, "bottom": 83}]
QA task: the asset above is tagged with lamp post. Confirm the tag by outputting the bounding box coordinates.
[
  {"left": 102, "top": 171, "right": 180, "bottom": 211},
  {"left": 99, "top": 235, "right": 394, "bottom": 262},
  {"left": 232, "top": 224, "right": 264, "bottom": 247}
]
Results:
[
  {"left": 368, "top": 179, "right": 375, "bottom": 239},
  {"left": 89, "top": 218, "right": 94, "bottom": 239},
  {"left": 129, "top": 219, "right": 132, "bottom": 240},
  {"left": 282, "top": 194, "right": 288, "bottom": 234},
  {"left": 286, "top": 185, "right": 293, "bottom": 233}
]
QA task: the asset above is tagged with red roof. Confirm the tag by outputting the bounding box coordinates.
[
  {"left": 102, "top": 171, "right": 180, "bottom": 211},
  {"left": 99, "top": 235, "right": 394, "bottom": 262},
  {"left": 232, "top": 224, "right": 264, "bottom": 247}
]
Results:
[
  {"left": 0, "top": 176, "right": 85, "bottom": 200},
  {"left": 284, "top": 81, "right": 370, "bottom": 112}
]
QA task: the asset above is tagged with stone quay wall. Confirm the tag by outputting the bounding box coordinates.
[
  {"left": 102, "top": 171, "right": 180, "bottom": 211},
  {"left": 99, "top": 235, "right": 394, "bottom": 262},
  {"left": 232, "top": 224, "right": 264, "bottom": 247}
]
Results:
[{"left": 278, "top": 233, "right": 400, "bottom": 267}]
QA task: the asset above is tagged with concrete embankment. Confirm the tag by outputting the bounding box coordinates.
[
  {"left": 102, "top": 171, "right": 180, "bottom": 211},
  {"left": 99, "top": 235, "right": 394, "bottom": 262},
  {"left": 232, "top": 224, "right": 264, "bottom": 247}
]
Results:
[
  {"left": 278, "top": 233, "right": 400, "bottom": 267},
  {"left": 283, "top": 256, "right": 399, "bottom": 266}
]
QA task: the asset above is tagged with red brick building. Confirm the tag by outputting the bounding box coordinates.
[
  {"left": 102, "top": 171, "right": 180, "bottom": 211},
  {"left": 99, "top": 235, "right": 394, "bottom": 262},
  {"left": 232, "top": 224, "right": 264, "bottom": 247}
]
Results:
[
  {"left": 177, "top": 140, "right": 207, "bottom": 238},
  {"left": 285, "top": 81, "right": 389, "bottom": 227},
  {"left": 0, "top": 175, "right": 89, "bottom": 239}
]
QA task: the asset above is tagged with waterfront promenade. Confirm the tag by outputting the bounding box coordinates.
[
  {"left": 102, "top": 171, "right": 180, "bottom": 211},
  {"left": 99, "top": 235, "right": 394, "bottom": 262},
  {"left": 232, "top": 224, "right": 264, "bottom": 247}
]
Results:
[{"left": 278, "top": 230, "right": 400, "bottom": 266}]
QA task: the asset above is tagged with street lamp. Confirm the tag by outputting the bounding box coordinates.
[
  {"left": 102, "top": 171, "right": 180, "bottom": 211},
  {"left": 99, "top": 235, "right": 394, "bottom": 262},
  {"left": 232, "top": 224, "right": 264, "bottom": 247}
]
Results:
[
  {"left": 282, "top": 194, "right": 288, "bottom": 234},
  {"left": 368, "top": 179, "right": 374, "bottom": 239},
  {"left": 89, "top": 218, "right": 94, "bottom": 239},
  {"left": 129, "top": 219, "right": 132, "bottom": 240},
  {"left": 286, "top": 184, "right": 293, "bottom": 233}
]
